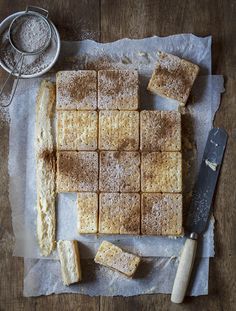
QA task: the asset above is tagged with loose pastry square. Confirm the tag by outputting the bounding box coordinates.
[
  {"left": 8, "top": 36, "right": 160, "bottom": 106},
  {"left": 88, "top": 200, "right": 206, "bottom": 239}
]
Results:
[
  {"left": 98, "top": 70, "right": 139, "bottom": 110},
  {"left": 77, "top": 193, "right": 98, "bottom": 234},
  {"left": 57, "top": 111, "right": 98, "bottom": 150},
  {"left": 119, "top": 193, "right": 140, "bottom": 235},
  {"left": 140, "top": 110, "right": 181, "bottom": 151},
  {"left": 57, "top": 240, "right": 82, "bottom": 285},
  {"left": 94, "top": 241, "right": 141, "bottom": 277},
  {"left": 141, "top": 193, "right": 182, "bottom": 235},
  {"left": 99, "top": 111, "right": 139, "bottom": 150},
  {"left": 141, "top": 152, "right": 182, "bottom": 192},
  {"left": 56, "top": 70, "right": 97, "bottom": 110},
  {"left": 99, "top": 193, "right": 120, "bottom": 234},
  {"left": 57, "top": 151, "right": 98, "bottom": 192},
  {"left": 147, "top": 51, "right": 199, "bottom": 105}
]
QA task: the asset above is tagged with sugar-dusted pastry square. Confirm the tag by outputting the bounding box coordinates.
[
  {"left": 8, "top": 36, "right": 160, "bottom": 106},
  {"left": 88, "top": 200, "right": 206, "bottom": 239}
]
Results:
[
  {"left": 57, "top": 151, "right": 98, "bottom": 192},
  {"left": 94, "top": 241, "right": 141, "bottom": 277},
  {"left": 99, "top": 151, "right": 120, "bottom": 192},
  {"left": 160, "top": 111, "right": 181, "bottom": 151},
  {"left": 99, "top": 193, "right": 120, "bottom": 234},
  {"left": 140, "top": 110, "right": 162, "bottom": 151},
  {"left": 119, "top": 152, "right": 140, "bottom": 192},
  {"left": 141, "top": 152, "right": 162, "bottom": 192},
  {"left": 140, "top": 110, "right": 181, "bottom": 152},
  {"left": 99, "top": 111, "right": 119, "bottom": 150},
  {"left": 77, "top": 193, "right": 98, "bottom": 234},
  {"left": 141, "top": 152, "right": 182, "bottom": 192},
  {"left": 119, "top": 193, "right": 140, "bottom": 235},
  {"left": 141, "top": 193, "right": 182, "bottom": 235},
  {"left": 147, "top": 52, "right": 199, "bottom": 105},
  {"left": 98, "top": 70, "right": 139, "bottom": 110},
  {"left": 99, "top": 111, "right": 139, "bottom": 150},
  {"left": 57, "top": 111, "right": 98, "bottom": 150},
  {"left": 161, "top": 152, "right": 182, "bottom": 192},
  {"left": 118, "top": 111, "right": 139, "bottom": 150},
  {"left": 56, "top": 70, "right": 97, "bottom": 110}
]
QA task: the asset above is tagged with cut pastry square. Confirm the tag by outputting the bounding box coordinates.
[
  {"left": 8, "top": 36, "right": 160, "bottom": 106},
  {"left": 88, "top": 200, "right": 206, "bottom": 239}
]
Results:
[
  {"left": 141, "top": 193, "right": 182, "bottom": 235},
  {"left": 140, "top": 110, "right": 162, "bottom": 151},
  {"left": 57, "top": 151, "right": 98, "bottom": 192},
  {"left": 119, "top": 193, "right": 140, "bottom": 235},
  {"left": 98, "top": 70, "right": 139, "bottom": 110},
  {"left": 99, "top": 151, "right": 120, "bottom": 192},
  {"left": 147, "top": 51, "right": 199, "bottom": 105},
  {"left": 99, "top": 111, "right": 139, "bottom": 150},
  {"left": 99, "top": 193, "right": 120, "bottom": 234},
  {"left": 77, "top": 193, "right": 98, "bottom": 234},
  {"left": 56, "top": 70, "right": 97, "bottom": 110},
  {"left": 119, "top": 152, "right": 140, "bottom": 192},
  {"left": 57, "top": 110, "right": 98, "bottom": 150},
  {"left": 140, "top": 110, "right": 181, "bottom": 152},
  {"left": 160, "top": 111, "right": 181, "bottom": 151},
  {"left": 57, "top": 240, "right": 82, "bottom": 285},
  {"left": 141, "top": 152, "right": 182, "bottom": 192},
  {"left": 141, "top": 152, "right": 163, "bottom": 192},
  {"left": 94, "top": 240, "right": 141, "bottom": 277},
  {"left": 161, "top": 152, "right": 182, "bottom": 192},
  {"left": 118, "top": 111, "right": 139, "bottom": 150},
  {"left": 99, "top": 110, "right": 119, "bottom": 150}
]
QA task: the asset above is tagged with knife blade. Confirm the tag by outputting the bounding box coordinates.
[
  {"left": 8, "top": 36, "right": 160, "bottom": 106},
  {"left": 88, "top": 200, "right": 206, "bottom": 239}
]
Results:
[{"left": 171, "top": 127, "right": 228, "bottom": 304}]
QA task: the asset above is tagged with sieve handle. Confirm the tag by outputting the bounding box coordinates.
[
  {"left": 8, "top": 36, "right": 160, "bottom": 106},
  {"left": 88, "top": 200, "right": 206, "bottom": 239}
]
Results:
[
  {"left": 26, "top": 6, "right": 49, "bottom": 18},
  {"left": 0, "top": 54, "right": 24, "bottom": 107}
]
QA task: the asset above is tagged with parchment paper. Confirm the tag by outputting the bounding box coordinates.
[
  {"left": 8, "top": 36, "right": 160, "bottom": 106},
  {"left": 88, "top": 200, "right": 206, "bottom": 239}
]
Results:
[{"left": 7, "top": 35, "right": 224, "bottom": 296}]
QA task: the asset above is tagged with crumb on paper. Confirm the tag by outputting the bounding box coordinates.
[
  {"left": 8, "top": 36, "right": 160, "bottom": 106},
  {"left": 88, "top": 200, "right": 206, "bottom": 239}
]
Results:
[{"left": 205, "top": 159, "right": 218, "bottom": 171}]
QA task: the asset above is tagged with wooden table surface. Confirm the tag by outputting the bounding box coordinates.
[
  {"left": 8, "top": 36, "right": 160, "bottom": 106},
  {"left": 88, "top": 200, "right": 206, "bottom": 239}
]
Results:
[{"left": 0, "top": 0, "right": 235, "bottom": 310}]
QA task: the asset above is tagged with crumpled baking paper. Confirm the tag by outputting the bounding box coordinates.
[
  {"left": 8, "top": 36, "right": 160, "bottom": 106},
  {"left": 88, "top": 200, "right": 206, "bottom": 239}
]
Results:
[{"left": 8, "top": 35, "right": 224, "bottom": 296}]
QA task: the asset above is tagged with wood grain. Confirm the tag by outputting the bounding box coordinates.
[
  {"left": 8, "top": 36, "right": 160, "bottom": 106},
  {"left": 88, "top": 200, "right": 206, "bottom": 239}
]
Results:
[{"left": 0, "top": 0, "right": 236, "bottom": 310}]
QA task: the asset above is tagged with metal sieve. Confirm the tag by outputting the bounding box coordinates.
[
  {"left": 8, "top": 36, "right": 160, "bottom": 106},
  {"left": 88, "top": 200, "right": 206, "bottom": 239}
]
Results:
[{"left": 0, "top": 6, "right": 52, "bottom": 107}]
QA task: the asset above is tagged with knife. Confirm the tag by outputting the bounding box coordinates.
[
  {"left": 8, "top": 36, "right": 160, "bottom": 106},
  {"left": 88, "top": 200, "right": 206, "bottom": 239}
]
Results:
[{"left": 171, "top": 127, "right": 228, "bottom": 303}]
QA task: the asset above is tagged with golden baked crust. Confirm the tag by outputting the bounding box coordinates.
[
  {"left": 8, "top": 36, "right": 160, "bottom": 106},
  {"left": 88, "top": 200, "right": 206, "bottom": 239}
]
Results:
[
  {"left": 140, "top": 110, "right": 181, "bottom": 151},
  {"left": 99, "top": 151, "right": 140, "bottom": 192},
  {"left": 57, "top": 110, "right": 98, "bottom": 150},
  {"left": 141, "top": 152, "right": 182, "bottom": 192},
  {"left": 77, "top": 193, "right": 98, "bottom": 234},
  {"left": 147, "top": 51, "right": 199, "bottom": 105},
  {"left": 57, "top": 151, "right": 98, "bottom": 192},
  {"left": 56, "top": 70, "right": 97, "bottom": 110},
  {"left": 119, "top": 193, "right": 140, "bottom": 235},
  {"left": 99, "top": 193, "right": 120, "bottom": 234},
  {"left": 98, "top": 70, "right": 139, "bottom": 110},
  {"left": 94, "top": 241, "right": 141, "bottom": 277},
  {"left": 141, "top": 193, "right": 182, "bottom": 235},
  {"left": 99, "top": 110, "right": 139, "bottom": 150}
]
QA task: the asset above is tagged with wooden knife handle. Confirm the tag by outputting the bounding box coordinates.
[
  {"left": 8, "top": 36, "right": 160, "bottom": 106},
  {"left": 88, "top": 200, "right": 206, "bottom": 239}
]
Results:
[{"left": 171, "top": 237, "right": 198, "bottom": 303}]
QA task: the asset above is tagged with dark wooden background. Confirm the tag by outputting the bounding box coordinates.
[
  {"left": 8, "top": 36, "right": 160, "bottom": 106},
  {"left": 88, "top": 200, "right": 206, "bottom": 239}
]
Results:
[{"left": 0, "top": 0, "right": 235, "bottom": 310}]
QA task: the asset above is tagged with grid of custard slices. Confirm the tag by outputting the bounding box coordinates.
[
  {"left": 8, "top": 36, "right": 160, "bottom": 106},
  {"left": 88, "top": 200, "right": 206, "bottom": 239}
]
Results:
[{"left": 56, "top": 69, "right": 182, "bottom": 236}]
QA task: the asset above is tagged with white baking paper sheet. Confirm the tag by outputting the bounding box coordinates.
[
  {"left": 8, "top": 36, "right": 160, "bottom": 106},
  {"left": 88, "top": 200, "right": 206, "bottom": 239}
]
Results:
[{"left": 7, "top": 35, "right": 224, "bottom": 296}]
